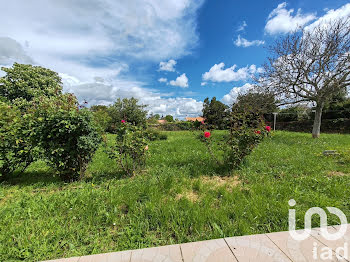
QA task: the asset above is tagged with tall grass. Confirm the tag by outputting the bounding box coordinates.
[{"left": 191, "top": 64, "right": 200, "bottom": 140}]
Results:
[{"left": 1, "top": 131, "right": 350, "bottom": 261}]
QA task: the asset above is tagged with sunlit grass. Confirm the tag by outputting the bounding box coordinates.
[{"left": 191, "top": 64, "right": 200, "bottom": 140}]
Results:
[{"left": 1, "top": 131, "right": 350, "bottom": 261}]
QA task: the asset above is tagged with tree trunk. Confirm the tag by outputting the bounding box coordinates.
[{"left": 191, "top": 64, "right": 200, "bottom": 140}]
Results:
[{"left": 312, "top": 103, "right": 324, "bottom": 138}]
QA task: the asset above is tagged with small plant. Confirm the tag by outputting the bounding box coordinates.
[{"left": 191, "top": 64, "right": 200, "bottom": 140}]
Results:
[{"left": 106, "top": 120, "right": 148, "bottom": 176}]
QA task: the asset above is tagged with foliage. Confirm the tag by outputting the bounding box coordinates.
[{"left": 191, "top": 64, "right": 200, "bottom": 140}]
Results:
[
  {"left": 144, "top": 129, "right": 168, "bottom": 141},
  {"left": 164, "top": 115, "right": 174, "bottom": 122},
  {"left": 0, "top": 63, "right": 62, "bottom": 103},
  {"left": 233, "top": 92, "right": 277, "bottom": 121},
  {"left": 30, "top": 94, "right": 102, "bottom": 180},
  {"left": 278, "top": 105, "right": 311, "bottom": 122},
  {"left": 202, "top": 97, "right": 229, "bottom": 129},
  {"left": 199, "top": 109, "right": 269, "bottom": 169},
  {"left": 106, "top": 121, "right": 148, "bottom": 176},
  {"left": 323, "top": 98, "right": 350, "bottom": 119},
  {"left": 223, "top": 110, "right": 269, "bottom": 168},
  {"left": 0, "top": 102, "right": 34, "bottom": 179},
  {"left": 108, "top": 98, "right": 147, "bottom": 132},
  {"left": 90, "top": 105, "right": 112, "bottom": 132},
  {"left": 153, "top": 121, "right": 194, "bottom": 131}
]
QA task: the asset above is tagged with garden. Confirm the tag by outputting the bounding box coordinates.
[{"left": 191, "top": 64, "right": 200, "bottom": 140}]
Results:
[
  {"left": 1, "top": 18, "right": 350, "bottom": 261},
  {"left": 1, "top": 129, "right": 350, "bottom": 261}
]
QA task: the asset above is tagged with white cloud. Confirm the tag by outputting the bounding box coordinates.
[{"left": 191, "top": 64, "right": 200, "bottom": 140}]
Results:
[
  {"left": 305, "top": 3, "right": 350, "bottom": 31},
  {"left": 0, "top": 0, "right": 205, "bottom": 118},
  {"left": 265, "top": 2, "right": 316, "bottom": 35},
  {"left": 169, "top": 73, "right": 189, "bottom": 88},
  {"left": 234, "top": 35, "right": 265, "bottom": 47},
  {"left": 159, "top": 59, "right": 177, "bottom": 72},
  {"left": 61, "top": 73, "right": 202, "bottom": 118},
  {"left": 158, "top": 77, "right": 168, "bottom": 83},
  {"left": 237, "top": 21, "right": 247, "bottom": 32},
  {"left": 222, "top": 83, "right": 254, "bottom": 105},
  {"left": 201, "top": 82, "right": 207, "bottom": 86},
  {"left": 0, "top": 37, "right": 34, "bottom": 65},
  {"left": 202, "top": 63, "right": 263, "bottom": 83}
]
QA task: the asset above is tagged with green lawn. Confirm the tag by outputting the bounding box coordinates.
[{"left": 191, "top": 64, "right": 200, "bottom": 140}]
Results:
[{"left": 1, "top": 131, "right": 350, "bottom": 261}]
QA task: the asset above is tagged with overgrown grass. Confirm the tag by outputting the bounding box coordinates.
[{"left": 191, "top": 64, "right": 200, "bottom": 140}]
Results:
[{"left": 1, "top": 131, "right": 350, "bottom": 261}]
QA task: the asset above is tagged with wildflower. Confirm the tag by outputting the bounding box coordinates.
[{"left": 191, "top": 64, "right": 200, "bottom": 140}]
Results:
[
  {"left": 255, "top": 130, "right": 261, "bottom": 134},
  {"left": 204, "top": 131, "right": 211, "bottom": 138},
  {"left": 265, "top": 126, "right": 271, "bottom": 132},
  {"left": 121, "top": 119, "right": 126, "bottom": 123},
  {"left": 201, "top": 121, "right": 205, "bottom": 124},
  {"left": 145, "top": 145, "right": 149, "bottom": 151}
]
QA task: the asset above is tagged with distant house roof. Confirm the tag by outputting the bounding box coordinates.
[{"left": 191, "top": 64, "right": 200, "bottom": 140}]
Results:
[
  {"left": 185, "top": 117, "right": 205, "bottom": 122},
  {"left": 157, "top": 119, "right": 167, "bottom": 124}
]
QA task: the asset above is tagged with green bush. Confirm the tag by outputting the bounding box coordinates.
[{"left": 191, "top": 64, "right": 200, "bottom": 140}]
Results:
[
  {"left": 199, "top": 110, "right": 269, "bottom": 169},
  {"left": 30, "top": 95, "right": 102, "bottom": 180},
  {"left": 106, "top": 121, "right": 148, "bottom": 176},
  {"left": 144, "top": 129, "right": 168, "bottom": 141},
  {"left": 0, "top": 102, "right": 35, "bottom": 179}
]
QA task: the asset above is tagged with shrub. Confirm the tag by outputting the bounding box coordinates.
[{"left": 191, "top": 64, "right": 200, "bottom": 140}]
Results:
[
  {"left": 106, "top": 121, "right": 148, "bottom": 176},
  {"left": 0, "top": 102, "right": 35, "bottom": 180},
  {"left": 144, "top": 129, "right": 168, "bottom": 141},
  {"left": 107, "top": 98, "right": 147, "bottom": 132},
  {"left": 223, "top": 111, "right": 269, "bottom": 168},
  {"left": 30, "top": 94, "right": 102, "bottom": 181},
  {"left": 198, "top": 110, "right": 269, "bottom": 169}
]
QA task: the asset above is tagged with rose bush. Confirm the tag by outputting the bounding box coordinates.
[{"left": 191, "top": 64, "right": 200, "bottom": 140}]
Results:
[{"left": 198, "top": 109, "right": 269, "bottom": 170}]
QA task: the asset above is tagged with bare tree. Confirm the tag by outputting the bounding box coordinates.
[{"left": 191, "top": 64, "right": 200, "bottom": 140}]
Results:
[{"left": 259, "top": 19, "right": 350, "bottom": 138}]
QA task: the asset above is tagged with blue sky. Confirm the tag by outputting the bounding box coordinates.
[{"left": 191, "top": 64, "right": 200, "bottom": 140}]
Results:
[{"left": 0, "top": 0, "right": 349, "bottom": 118}]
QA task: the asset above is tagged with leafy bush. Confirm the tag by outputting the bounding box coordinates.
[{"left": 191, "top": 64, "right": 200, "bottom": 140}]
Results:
[
  {"left": 0, "top": 102, "right": 35, "bottom": 179},
  {"left": 107, "top": 98, "right": 147, "bottom": 132},
  {"left": 198, "top": 110, "right": 269, "bottom": 169},
  {"left": 155, "top": 121, "right": 194, "bottom": 131},
  {"left": 106, "top": 121, "right": 148, "bottom": 176},
  {"left": 144, "top": 129, "right": 168, "bottom": 141},
  {"left": 30, "top": 95, "right": 102, "bottom": 180},
  {"left": 0, "top": 63, "right": 62, "bottom": 102}
]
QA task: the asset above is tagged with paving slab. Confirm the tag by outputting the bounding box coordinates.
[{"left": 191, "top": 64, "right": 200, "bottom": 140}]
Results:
[
  {"left": 267, "top": 229, "right": 340, "bottom": 262},
  {"left": 225, "top": 233, "right": 291, "bottom": 262},
  {"left": 78, "top": 250, "right": 131, "bottom": 262},
  {"left": 180, "top": 238, "right": 237, "bottom": 262},
  {"left": 130, "top": 244, "right": 182, "bottom": 262}
]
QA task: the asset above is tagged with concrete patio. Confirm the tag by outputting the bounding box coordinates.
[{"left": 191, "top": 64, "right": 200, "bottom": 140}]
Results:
[{"left": 44, "top": 224, "right": 350, "bottom": 262}]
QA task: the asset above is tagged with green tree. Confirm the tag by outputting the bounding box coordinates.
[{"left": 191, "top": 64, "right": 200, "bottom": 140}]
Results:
[
  {"left": 0, "top": 63, "right": 62, "bottom": 102},
  {"left": 90, "top": 105, "right": 111, "bottom": 132},
  {"left": 259, "top": 19, "right": 350, "bottom": 138},
  {"left": 233, "top": 92, "right": 277, "bottom": 116},
  {"left": 108, "top": 98, "right": 147, "bottom": 132},
  {"left": 202, "top": 97, "right": 229, "bottom": 129},
  {"left": 164, "top": 115, "right": 174, "bottom": 122}
]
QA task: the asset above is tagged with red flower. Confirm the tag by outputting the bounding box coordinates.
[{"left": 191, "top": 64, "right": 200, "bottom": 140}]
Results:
[
  {"left": 265, "top": 126, "right": 271, "bottom": 132},
  {"left": 201, "top": 121, "right": 205, "bottom": 125},
  {"left": 204, "top": 131, "right": 211, "bottom": 138},
  {"left": 121, "top": 120, "right": 126, "bottom": 123},
  {"left": 255, "top": 130, "right": 261, "bottom": 134}
]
